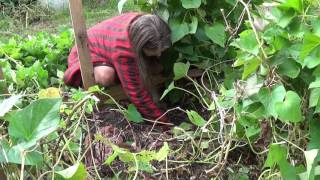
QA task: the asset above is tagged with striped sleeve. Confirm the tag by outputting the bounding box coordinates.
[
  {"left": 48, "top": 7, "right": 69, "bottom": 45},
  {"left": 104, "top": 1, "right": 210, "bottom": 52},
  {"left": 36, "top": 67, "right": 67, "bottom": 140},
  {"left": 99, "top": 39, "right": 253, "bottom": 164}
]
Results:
[{"left": 113, "top": 56, "right": 165, "bottom": 120}]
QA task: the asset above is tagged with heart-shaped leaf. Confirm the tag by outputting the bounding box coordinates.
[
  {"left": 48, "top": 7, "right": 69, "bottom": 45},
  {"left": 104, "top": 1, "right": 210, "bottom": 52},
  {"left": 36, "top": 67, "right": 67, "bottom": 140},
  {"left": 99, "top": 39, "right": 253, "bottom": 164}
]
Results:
[
  {"left": 174, "top": 62, "right": 190, "bottom": 80},
  {"left": 275, "top": 91, "right": 302, "bottom": 123},
  {"left": 231, "top": 30, "right": 259, "bottom": 55},
  {"left": 169, "top": 19, "right": 189, "bottom": 43},
  {"left": 308, "top": 118, "right": 320, "bottom": 150},
  {"left": 204, "top": 23, "right": 226, "bottom": 47},
  {"left": 277, "top": 59, "right": 300, "bottom": 78},
  {"left": 7, "top": 98, "right": 61, "bottom": 142},
  {"left": 56, "top": 162, "right": 88, "bottom": 180},
  {"left": 181, "top": 0, "right": 201, "bottom": 9},
  {"left": 160, "top": 81, "right": 175, "bottom": 100},
  {"left": 258, "top": 85, "right": 286, "bottom": 118},
  {"left": 125, "top": 104, "right": 143, "bottom": 123},
  {"left": 279, "top": 0, "right": 303, "bottom": 13},
  {"left": 264, "top": 144, "right": 287, "bottom": 168},
  {"left": 0, "top": 140, "right": 43, "bottom": 165},
  {"left": 186, "top": 110, "right": 206, "bottom": 127},
  {"left": 0, "top": 95, "right": 22, "bottom": 117},
  {"left": 300, "top": 34, "right": 320, "bottom": 59}
]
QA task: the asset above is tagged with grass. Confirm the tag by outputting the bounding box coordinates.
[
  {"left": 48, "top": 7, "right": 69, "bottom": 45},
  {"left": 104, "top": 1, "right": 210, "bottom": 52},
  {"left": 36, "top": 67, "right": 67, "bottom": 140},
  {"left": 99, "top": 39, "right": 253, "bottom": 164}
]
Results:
[{"left": 0, "top": 0, "right": 140, "bottom": 38}]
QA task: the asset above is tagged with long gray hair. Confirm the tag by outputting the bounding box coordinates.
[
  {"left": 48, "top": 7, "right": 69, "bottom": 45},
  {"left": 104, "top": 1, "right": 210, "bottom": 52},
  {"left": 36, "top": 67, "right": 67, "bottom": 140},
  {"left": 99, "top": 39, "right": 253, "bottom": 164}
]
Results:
[{"left": 129, "top": 14, "right": 171, "bottom": 92}]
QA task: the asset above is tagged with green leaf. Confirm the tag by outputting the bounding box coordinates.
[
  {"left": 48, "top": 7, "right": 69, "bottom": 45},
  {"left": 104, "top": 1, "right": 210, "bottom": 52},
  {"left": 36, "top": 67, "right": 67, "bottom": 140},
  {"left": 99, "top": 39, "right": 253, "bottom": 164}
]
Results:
[
  {"left": 300, "top": 149, "right": 319, "bottom": 180},
  {"left": 181, "top": 0, "right": 201, "bottom": 9},
  {"left": 309, "top": 79, "right": 320, "bottom": 89},
  {"left": 204, "top": 23, "right": 226, "bottom": 47},
  {"left": 160, "top": 81, "right": 175, "bottom": 100},
  {"left": 279, "top": 0, "right": 303, "bottom": 13},
  {"left": 308, "top": 118, "right": 320, "bottom": 150},
  {"left": 275, "top": 91, "right": 303, "bottom": 123},
  {"left": 7, "top": 98, "right": 61, "bottom": 142},
  {"left": 245, "top": 126, "right": 261, "bottom": 138},
  {"left": 0, "top": 95, "right": 21, "bottom": 117},
  {"left": 264, "top": 144, "right": 287, "bottom": 168},
  {"left": 299, "top": 166, "right": 320, "bottom": 180},
  {"left": 56, "top": 162, "right": 88, "bottom": 180},
  {"left": 189, "top": 16, "right": 198, "bottom": 34},
  {"left": 125, "top": 104, "right": 143, "bottom": 123},
  {"left": 174, "top": 62, "right": 190, "bottom": 80},
  {"left": 0, "top": 140, "right": 43, "bottom": 165},
  {"left": 300, "top": 34, "right": 320, "bottom": 59},
  {"left": 155, "top": 142, "right": 169, "bottom": 161},
  {"left": 231, "top": 30, "right": 259, "bottom": 55},
  {"left": 277, "top": 59, "right": 300, "bottom": 78},
  {"left": 309, "top": 88, "right": 320, "bottom": 108},
  {"left": 186, "top": 110, "right": 206, "bottom": 127},
  {"left": 271, "top": 8, "right": 296, "bottom": 28},
  {"left": 303, "top": 46, "right": 320, "bottom": 69},
  {"left": 169, "top": 19, "right": 189, "bottom": 43},
  {"left": 278, "top": 160, "right": 297, "bottom": 180},
  {"left": 118, "top": 0, "right": 128, "bottom": 13},
  {"left": 242, "top": 58, "right": 261, "bottom": 79}
]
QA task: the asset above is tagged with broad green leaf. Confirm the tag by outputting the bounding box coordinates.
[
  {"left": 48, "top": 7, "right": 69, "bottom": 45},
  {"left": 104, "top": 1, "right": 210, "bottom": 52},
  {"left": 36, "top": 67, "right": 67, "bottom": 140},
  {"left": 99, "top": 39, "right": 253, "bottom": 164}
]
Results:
[
  {"left": 308, "top": 119, "right": 320, "bottom": 150},
  {"left": 278, "top": 160, "right": 297, "bottom": 180},
  {"left": 245, "top": 126, "right": 261, "bottom": 138},
  {"left": 0, "top": 140, "right": 42, "bottom": 165},
  {"left": 242, "top": 58, "right": 261, "bottom": 79},
  {"left": 0, "top": 95, "right": 21, "bottom": 117},
  {"left": 279, "top": 0, "right": 303, "bottom": 13},
  {"left": 125, "top": 104, "right": 143, "bottom": 123},
  {"left": 304, "top": 149, "right": 319, "bottom": 180},
  {"left": 275, "top": 91, "right": 302, "bottom": 123},
  {"left": 312, "top": 19, "right": 320, "bottom": 37},
  {"left": 186, "top": 110, "right": 206, "bottom": 127},
  {"left": 38, "top": 87, "right": 60, "bottom": 99},
  {"left": 189, "top": 16, "right": 198, "bottom": 34},
  {"left": 155, "top": 142, "right": 169, "bottom": 161},
  {"left": 300, "top": 34, "right": 320, "bottom": 59},
  {"left": 204, "top": 23, "right": 226, "bottom": 47},
  {"left": 160, "top": 81, "right": 175, "bottom": 100},
  {"left": 118, "top": 0, "right": 128, "bottom": 13},
  {"left": 169, "top": 19, "right": 189, "bottom": 43},
  {"left": 181, "top": 0, "right": 201, "bottom": 9},
  {"left": 309, "top": 88, "right": 320, "bottom": 108},
  {"left": 264, "top": 144, "right": 287, "bottom": 168},
  {"left": 299, "top": 166, "right": 320, "bottom": 180},
  {"left": 277, "top": 59, "right": 300, "bottom": 78},
  {"left": 271, "top": 8, "right": 296, "bottom": 28},
  {"left": 174, "top": 62, "right": 190, "bottom": 80},
  {"left": 303, "top": 47, "right": 320, "bottom": 69},
  {"left": 56, "top": 162, "right": 88, "bottom": 180},
  {"left": 231, "top": 30, "right": 259, "bottom": 55},
  {"left": 7, "top": 98, "right": 61, "bottom": 142},
  {"left": 309, "top": 79, "right": 320, "bottom": 89}
]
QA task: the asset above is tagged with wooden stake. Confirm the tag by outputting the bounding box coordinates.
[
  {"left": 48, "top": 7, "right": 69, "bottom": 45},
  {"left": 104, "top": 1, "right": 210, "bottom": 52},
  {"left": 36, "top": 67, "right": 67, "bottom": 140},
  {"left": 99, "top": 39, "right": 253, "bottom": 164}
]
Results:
[{"left": 69, "top": 0, "right": 95, "bottom": 90}]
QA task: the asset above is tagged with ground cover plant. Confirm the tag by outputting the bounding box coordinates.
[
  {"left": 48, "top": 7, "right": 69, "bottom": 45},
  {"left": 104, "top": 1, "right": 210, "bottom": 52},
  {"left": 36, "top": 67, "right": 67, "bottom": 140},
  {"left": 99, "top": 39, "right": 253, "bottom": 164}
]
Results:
[{"left": 1, "top": 0, "right": 320, "bottom": 179}]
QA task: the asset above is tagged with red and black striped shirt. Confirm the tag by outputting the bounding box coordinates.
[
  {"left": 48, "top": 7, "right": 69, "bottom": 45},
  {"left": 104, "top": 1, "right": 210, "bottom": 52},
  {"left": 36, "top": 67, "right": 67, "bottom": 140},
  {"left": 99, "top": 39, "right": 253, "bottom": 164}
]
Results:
[{"left": 64, "top": 13, "right": 165, "bottom": 121}]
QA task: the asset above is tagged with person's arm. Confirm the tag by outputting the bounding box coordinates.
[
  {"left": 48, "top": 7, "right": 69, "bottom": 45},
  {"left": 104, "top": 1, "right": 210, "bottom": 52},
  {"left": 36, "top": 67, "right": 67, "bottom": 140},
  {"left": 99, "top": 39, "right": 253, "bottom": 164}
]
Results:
[{"left": 113, "top": 56, "right": 169, "bottom": 123}]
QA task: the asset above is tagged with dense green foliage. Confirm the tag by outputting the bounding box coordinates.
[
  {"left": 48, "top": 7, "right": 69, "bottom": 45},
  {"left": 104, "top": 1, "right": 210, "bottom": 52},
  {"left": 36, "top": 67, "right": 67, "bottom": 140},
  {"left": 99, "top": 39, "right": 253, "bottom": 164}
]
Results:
[{"left": 2, "top": 0, "right": 320, "bottom": 179}]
